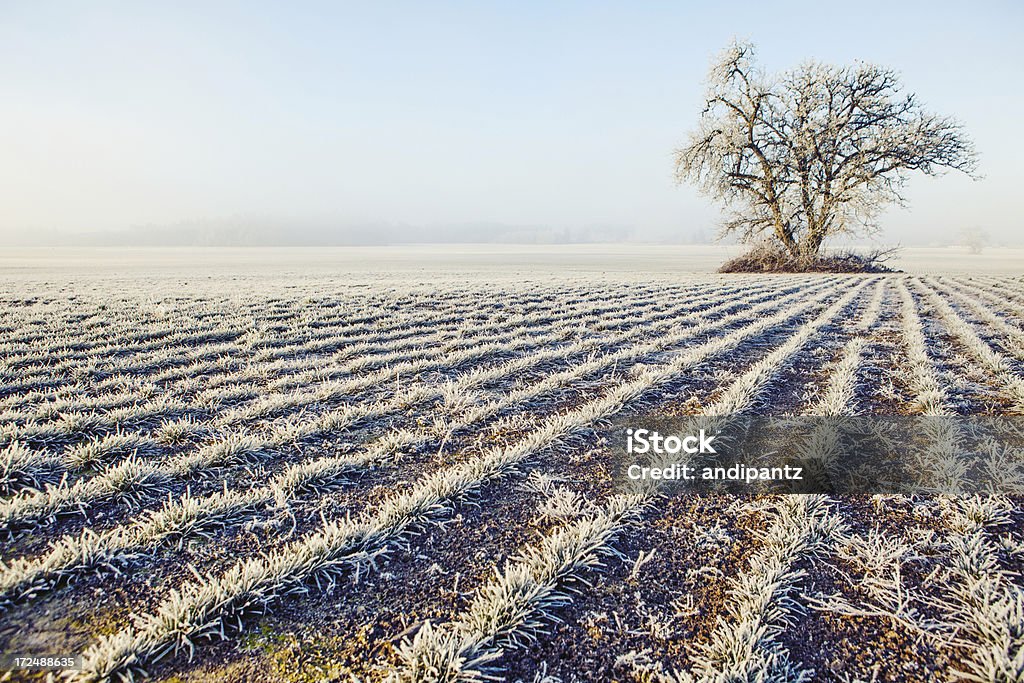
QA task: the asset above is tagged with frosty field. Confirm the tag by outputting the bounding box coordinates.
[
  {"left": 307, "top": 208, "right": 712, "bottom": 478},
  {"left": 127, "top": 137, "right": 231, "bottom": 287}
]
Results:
[{"left": 0, "top": 249, "right": 1022, "bottom": 682}]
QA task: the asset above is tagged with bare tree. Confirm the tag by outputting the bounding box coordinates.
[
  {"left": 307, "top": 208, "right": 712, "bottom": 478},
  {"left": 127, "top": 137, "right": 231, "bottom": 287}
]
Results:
[{"left": 675, "top": 42, "right": 978, "bottom": 261}]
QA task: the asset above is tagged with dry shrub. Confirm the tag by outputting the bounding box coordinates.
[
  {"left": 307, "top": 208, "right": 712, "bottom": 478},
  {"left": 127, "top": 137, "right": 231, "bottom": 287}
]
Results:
[{"left": 719, "top": 241, "right": 899, "bottom": 273}]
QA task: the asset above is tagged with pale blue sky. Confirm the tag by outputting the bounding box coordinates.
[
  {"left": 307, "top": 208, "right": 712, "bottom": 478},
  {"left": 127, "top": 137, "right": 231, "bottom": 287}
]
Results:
[{"left": 1, "top": 1, "right": 1021, "bottom": 244}]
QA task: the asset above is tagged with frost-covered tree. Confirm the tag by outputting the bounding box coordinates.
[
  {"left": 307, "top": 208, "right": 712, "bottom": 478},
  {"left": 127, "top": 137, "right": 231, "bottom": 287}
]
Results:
[{"left": 675, "top": 42, "right": 978, "bottom": 261}]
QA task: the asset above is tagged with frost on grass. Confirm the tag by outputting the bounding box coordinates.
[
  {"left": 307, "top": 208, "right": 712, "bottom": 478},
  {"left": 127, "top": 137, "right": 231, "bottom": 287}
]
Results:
[{"left": 0, "top": 274, "right": 1022, "bottom": 683}]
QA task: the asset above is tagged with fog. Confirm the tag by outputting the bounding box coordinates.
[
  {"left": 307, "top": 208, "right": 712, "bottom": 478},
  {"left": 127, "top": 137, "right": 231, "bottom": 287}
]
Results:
[{"left": 2, "top": 1, "right": 1021, "bottom": 247}]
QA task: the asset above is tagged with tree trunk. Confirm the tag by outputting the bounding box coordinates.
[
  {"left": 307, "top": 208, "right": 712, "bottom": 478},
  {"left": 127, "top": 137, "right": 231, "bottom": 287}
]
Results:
[
  {"left": 773, "top": 221, "right": 799, "bottom": 257},
  {"left": 799, "top": 231, "right": 825, "bottom": 261}
]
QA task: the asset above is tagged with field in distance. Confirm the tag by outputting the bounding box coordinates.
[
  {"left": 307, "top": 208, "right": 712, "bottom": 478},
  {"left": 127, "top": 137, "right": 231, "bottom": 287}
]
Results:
[
  {"left": 0, "top": 250, "right": 1022, "bottom": 682},
  {"left": 3, "top": 244, "right": 1024, "bottom": 278}
]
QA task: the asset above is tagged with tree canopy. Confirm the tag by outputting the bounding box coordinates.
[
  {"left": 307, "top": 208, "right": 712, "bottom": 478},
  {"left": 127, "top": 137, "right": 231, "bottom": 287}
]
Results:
[{"left": 675, "top": 42, "right": 978, "bottom": 260}]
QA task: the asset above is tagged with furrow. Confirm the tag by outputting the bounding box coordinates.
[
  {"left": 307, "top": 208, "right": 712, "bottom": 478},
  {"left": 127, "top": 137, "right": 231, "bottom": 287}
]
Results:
[
  {"left": 0, "top": 281, "right": 804, "bottom": 605},
  {"left": 383, "top": 279, "right": 872, "bottom": 681},
  {"left": 69, "top": 280, "right": 863, "bottom": 681}
]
